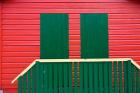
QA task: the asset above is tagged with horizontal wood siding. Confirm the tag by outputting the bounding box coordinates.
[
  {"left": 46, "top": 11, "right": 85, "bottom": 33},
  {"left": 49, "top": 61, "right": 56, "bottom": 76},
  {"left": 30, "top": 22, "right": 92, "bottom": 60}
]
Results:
[
  {"left": 0, "top": 0, "right": 140, "bottom": 93},
  {"left": 0, "top": 3, "right": 2, "bottom": 88}
]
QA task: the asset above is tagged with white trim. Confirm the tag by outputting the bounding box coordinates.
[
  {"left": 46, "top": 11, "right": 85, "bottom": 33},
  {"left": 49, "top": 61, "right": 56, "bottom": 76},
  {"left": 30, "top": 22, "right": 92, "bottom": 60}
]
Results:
[{"left": 11, "top": 61, "right": 36, "bottom": 84}]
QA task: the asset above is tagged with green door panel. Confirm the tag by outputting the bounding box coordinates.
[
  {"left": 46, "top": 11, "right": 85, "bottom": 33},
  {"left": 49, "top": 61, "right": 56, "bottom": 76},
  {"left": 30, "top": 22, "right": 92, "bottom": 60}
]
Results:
[
  {"left": 40, "top": 14, "right": 69, "bottom": 59},
  {"left": 80, "top": 13, "right": 108, "bottom": 58}
]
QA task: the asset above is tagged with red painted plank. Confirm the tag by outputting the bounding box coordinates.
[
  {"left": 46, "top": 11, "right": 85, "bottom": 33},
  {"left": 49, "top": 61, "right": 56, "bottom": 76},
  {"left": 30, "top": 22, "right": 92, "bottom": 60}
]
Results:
[
  {"left": 3, "top": 41, "right": 39, "bottom": 45},
  {"left": 2, "top": 57, "right": 38, "bottom": 63},
  {"left": 110, "top": 45, "right": 140, "bottom": 51},
  {"left": 2, "top": 89, "right": 17, "bottom": 93},
  {"left": 69, "top": 51, "right": 80, "bottom": 56},
  {"left": 109, "top": 14, "right": 140, "bottom": 19},
  {"left": 69, "top": 30, "right": 80, "bottom": 35},
  {"left": 3, "top": 14, "right": 140, "bottom": 20},
  {"left": 0, "top": 3, "right": 2, "bottom": 88},
  {"left": 110, "top": 51, "right": 140, "bottom": 56},
  {"left": 2, "top": 14, "right": 39, "bottom": 19},
  {"left": 2, "top": 84, "right": 17, "bottom": 89},
  {"left": 109, "top": 35, "right": 140, "bottom": 40},
  {"left": 3, "top": 20, "right": 40, "bottom": 25},
  {"left": 3, "top": 46, "right": 39, "bottom": 52},
  {"left": 109, "top": 19, "right": 140, "bottom": 24},
  {"left": 109, "top": 40, "right": 140, "bottom": 45},
  {"left": 3, "top": 30, "right": 39, "bottom": 36},
  {"left": 109, "top": 29, "right": 140, "bottom": 35},
  {"left": 3, "top": 3, "right": 140, "bottom": 9},
  {"left": 3, "top": 36, "right": 40, "bottom": 41},
  {"left": 2, "top": 25, "right": 39, "bottom": 30},
  {"left": 2, "top": 63, "right": 29, "bottom": 68},
  {"left": 2, "top": 8, "right": 140, "bottom": 13},
  {"left": 2, "top": 52, "right": 39, "bottom": 57},
  {"left": 69, "top": 35, "right": 80, "bottom": 40},
  {"left": 2, "top": 74, "right": 19, "bottom": 80},
  {"left": 3, "top": 0, "right": 129, "bottom": 3},
  {"left": 109, "top": 24, "right": 140, "bottom": 29},
  {"left": 69, "top": 56, "right": 80, "bottom": 59},
  {"left": 2, "top": 68, "right": 25, "bottom": 74}
]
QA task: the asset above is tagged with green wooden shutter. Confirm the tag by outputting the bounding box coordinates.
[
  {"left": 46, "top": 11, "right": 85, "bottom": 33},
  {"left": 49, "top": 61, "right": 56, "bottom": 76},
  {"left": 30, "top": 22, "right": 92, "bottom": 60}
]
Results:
[
  {"left": 40, "top": 14, "right": 69, "bottom": 59},
  {"left": 80, "top": 13, "right": 108, "bottom": 58}
]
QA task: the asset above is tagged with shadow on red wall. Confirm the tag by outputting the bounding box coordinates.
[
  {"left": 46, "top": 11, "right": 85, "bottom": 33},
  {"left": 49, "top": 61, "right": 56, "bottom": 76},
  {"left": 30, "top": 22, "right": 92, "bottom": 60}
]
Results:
[{"left": 127, "top": 0, "right": 140, "bottom": 3}]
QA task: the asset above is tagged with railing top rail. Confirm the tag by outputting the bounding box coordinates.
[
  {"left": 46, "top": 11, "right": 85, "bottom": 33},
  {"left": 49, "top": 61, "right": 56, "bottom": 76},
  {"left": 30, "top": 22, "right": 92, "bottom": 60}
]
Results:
[{"left": 11, "top": 58, "right": 140, "bottom": 84}]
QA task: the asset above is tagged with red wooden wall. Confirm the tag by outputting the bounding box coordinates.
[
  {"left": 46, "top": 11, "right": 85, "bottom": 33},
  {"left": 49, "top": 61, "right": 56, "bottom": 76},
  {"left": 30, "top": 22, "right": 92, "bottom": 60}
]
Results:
[{"left": 0, "top": 0, "right": 140, "bottom": 93}]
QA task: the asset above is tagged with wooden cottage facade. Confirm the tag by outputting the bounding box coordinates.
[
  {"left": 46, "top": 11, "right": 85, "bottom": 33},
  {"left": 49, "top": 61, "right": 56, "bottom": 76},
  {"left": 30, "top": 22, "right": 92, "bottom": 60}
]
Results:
[{"left": 0, "top": 0, "right": 140, "bottom": 93}]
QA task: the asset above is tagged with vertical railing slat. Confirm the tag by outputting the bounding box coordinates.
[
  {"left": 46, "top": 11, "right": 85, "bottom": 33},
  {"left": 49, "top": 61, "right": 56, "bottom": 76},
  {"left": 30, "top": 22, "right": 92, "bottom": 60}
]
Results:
[
  {"left": 23, "top": 73, "right": 27, "bottom": 93},
  {"left": 80, "top": 63, "right": 84, "bottom": 93},
  {"left": 49, "top": 63, "right": 53, "bottom": 93},
  {"left": 99, "top": 62, "right": 103, "bottom": 93},
  {"left": 103, "top": 62, "right": 108, "bottom": 93},
  {"left": 74, "top": 62, "right": 78, "bottom": 93},
  {"left": 108, "top": 62, "right": 112, "bottom": 93},
  {"left": 36, "top": 62, "right": 41, "bottom": 93},
  {"left": 31, "top": 65, "right": 36, "bottom": 93},
  {"left": 84, "top": 62, "right": 88, "bottom": 93},
  {"left": 124, "top": 61, "right": 128, "bottom": 93},
  {"left": 89, "top": 62, "right": 93, "bottom": 93},
  {"left": 59, "top": 63, "right": 63, "bottom": 93},
  {"left": 131, "top": 63, "right": 136, "bottom": 93},
  {"left": 18, "top": 77, "right": 22, "bottom": 93},
  {"left": 27, "top": 70, "right": 31, "bottom": 93},
  {"left": 64, "top": 63, "right": 68, "bottom": 93},
  {"left": 40, "top": 63, "right": 44, "bottom": 93},
  {"left": 54, "top": 63, "right": 58, "bottom": 93},
  {"left": 114, "top": 62, "right": 118, "bottom": 93},
  {"left": 44, "top": 63, "right": 48, "bottom": 93},
  {"left": 128, "top": 61, "right": 132, "bottom": 93},
  {"left": 118, "top": 61, "right": 123, "bottom": 93},
  {"left": 93, "top": 63, "right": 98, "bottom": 93},
  {"left": 68, "top": 62, "right": 72, "bottom": 93},
  {"left": 136, "top": 68, "right": 139, "bottom": 93}
]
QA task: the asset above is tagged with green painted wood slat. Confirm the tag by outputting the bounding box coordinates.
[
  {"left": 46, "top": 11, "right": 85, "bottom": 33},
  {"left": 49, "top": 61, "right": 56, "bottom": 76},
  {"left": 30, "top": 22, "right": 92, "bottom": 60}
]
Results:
[
  {"left": 48, "top": 63, "right": 53, "bottom": 93},
  {"left": 31, "top": 65, "right": 36, "bottom": 93},
  {"left": 89, "top": 62, "right": 93, "bottom": 93},
  {"left": 27, "top": 70, "right": 31, "bottom": 93},
  {"left": 103, "top": 62, "right": 109, "bottom": 93},
  {"left": 59, "top": 63, "right": 63, "bottom": 93},
  {"left": 54, "top": 63, "right": 58, "bottom": 93},
  {"left": 44, "top": 63, "right": 48, "bottom": 93},
  {"left": 93, "top": 63, "right": 98, "bottom": 93},
  {"left": 64, "top": 63, "right": 68, "bottom": 93},
  {"left": 99, "top": 62, "right": 103, "bottom": 93},
  {"left": 131, "top": 64, "right": 136, "bottom": 93},
  {"left": 124, "top": 61, "right": 128, "bottom": 93},
  {"left": 74, "top": 62, "right": 78, "bottom": 93},
  {"left": 80, "top": 62, "right": 84, "bottom": 93},
  {"left": 128, "top": 61, "right": 132, "bottom": 93},
  {"left": 108, "top": 62, "right": 112, "bottom": 93},
  {"left": 68, "top": 62, "right": 72, "bottom": 93},
  {"left": 114, "top": 62, "right": 118, "bottom": 93},
  {"left": 84, "top": 62, "right": 88, "bottom": 93},
  {"left": 136, "top": 68, "right": 140, "bottom": 93},
  {"left": 18, "top": 77, "right": 22, "bottom": 93},
  {"left": 36, "top": 62, "right": 41, "bottom": 93},
  {"left": 118, "top": 62, "right": 123, "bottom": 93}
]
